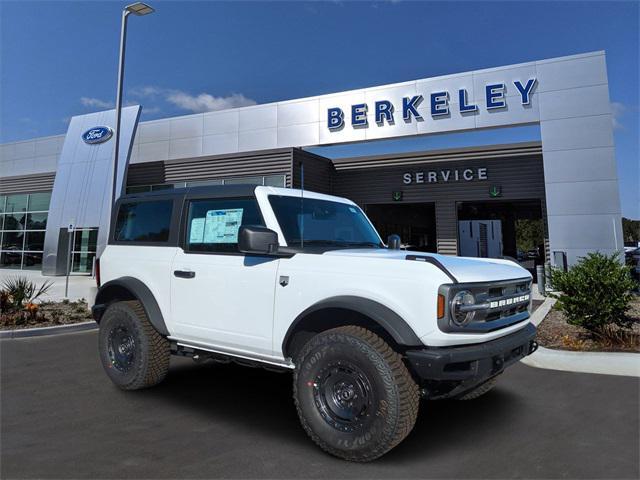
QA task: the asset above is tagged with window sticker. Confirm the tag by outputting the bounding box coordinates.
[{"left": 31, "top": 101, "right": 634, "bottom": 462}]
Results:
[
  {"left": 189, "top": 217, "right": 205, "bottom": 243},
  {"left": 202, "top": 208, "right": 244, "bottom": 243}
]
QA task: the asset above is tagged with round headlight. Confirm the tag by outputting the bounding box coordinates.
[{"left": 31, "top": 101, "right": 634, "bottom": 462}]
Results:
[{"left": 450, "top": 290, "right": 476, "bottom": 326}]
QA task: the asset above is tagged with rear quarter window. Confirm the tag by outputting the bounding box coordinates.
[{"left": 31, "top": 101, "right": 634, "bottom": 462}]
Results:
[{"left": 114, "top": 200, "right": 173, "bottom": 243}]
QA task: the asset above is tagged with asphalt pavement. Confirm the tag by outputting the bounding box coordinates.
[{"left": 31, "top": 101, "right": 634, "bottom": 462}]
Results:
[{"left": 1, "top": 330, "right": 638, "bottom": 479}]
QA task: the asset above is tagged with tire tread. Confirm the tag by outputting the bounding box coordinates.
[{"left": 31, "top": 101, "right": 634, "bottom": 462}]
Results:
[{"left": 293, "top": 325, "right": 419, "bottom": 462}]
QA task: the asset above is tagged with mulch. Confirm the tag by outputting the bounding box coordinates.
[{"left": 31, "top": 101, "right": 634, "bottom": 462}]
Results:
[
  {"left": 0, "top": 300, "right": 93, "bottom": 330},
  {"left": 536, "top": 297, "right": 640, "bottom": 353}
]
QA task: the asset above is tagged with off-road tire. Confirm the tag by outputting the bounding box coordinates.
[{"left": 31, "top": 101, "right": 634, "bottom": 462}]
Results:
[
  {"left": 458, "top": 377, "right": 497, "bottom": 400},
  {"left": 293, "top": 326, "right": 419, "bottom": 462},
  {"left": 98, "top": 300, "right": 170, "bottom": 390}
]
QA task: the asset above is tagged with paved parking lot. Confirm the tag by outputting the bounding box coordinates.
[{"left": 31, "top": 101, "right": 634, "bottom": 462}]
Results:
[{"left": 1, "top": 330, "right": 638, "bottom": 479}]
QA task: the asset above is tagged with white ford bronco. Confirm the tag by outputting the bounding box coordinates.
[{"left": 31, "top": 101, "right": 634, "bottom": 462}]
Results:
[{"left": 92, "top": 185, "right": 537, "bottom": 462}]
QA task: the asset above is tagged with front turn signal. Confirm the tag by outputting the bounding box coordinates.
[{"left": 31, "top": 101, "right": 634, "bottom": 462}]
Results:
[{"left": 437, "top": 294, "right": 445, "bottom": 319}]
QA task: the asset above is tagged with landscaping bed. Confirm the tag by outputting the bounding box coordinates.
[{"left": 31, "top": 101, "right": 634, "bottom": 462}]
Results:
[
  {"left": 1, "top": 276, "right": 93, "bottom": 331},
  {"left": 537, "top": 296, "right": 640, "bottom": 353},
  {"left": 1, "top": 299, "right": 93, "bottom": 331}
]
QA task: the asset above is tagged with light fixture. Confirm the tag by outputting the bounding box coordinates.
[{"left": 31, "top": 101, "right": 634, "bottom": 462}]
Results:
[{"left": 125, "top": 2, "right": 155, "bottom": 16}]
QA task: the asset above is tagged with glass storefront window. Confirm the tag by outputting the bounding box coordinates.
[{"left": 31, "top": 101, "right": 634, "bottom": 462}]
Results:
[
  {"left": 27, "top": 213, "right": 47, "bottom": 230},
  {"left": 5, "top": 194, "right": 28, "bottom": 213},
  {"left": 73, "top": 229, "right": 98, "bottom": 252},
  {"left": 1, "top": 231, "right": 24, "bottom": 250},
  {"left": 25, "top": 231, "right": 45, "bottom": 251},
  {"left": 22, "top": 252, "right": 43, "bottom": 270},
  {"left": 263, "top": 175, "right": 286, "bottom": 187},
  {"left": 127, "top": 174, "right": 287, "bottom": 193},
  {"left": 0, "top": 191, "right": 50, "bottom": 270},
  {"left": 223, "top": 176, "right": 264, "bottom": 185},
  {"left": 3, "top": 213, "right": 26, "bottom": 230},
  {"left": 150, "top": 184, "right": 174, "bottom": 191},
  {"left": 27, "top": 192, "right": 51, "bottom": 211},
  {"left": 0, "top": 251, "right": 22, "bottom": 269},
  {"left": 71, "top": 228, "right": 98, "bottom": 274},
  {"left": 71, "top": 252, "right": 96, "bottom": 273},
  {"left": 125, "top": 185, "right": 152, "bottom": 194}
]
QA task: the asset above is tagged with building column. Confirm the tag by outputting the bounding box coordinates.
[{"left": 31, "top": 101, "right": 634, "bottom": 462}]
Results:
[
  {"left": 537, "top": 52, "right": 623, "bottom": 267},
  {"left": 435, "top": 201, "right": 458, "bottom": 256}
]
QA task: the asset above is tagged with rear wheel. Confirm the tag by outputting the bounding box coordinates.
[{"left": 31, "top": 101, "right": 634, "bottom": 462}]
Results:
[
  {"left": 293, "top": 326, "right": 419, "bottom": 462},
  {"left": 98, "top": 300, "right": 170, "bottom": 390}
]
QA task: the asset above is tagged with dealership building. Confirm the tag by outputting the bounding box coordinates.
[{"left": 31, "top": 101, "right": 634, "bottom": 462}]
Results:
[{"left": 0, "top": 51, "right": 624, "bottom": 275}]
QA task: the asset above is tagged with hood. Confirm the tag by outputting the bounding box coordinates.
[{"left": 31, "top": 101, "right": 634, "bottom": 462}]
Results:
[{"left": 323, "top": 249, "right": 531, "bottom": 284}]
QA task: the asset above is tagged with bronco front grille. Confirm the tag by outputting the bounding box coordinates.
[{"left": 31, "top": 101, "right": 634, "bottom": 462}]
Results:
[{"left": 438, "top": 278, "right": 532, "bottom": 334}]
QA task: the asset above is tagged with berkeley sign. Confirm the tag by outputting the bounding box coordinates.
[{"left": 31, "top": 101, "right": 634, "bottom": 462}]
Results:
[{"left": 327, "top": 78, "right": 537, "bottom": 130}]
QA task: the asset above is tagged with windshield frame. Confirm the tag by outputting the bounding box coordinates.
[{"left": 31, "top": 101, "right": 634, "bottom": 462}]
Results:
[{"left": 267, "top": 194, "right": 384, "bottom": 250}]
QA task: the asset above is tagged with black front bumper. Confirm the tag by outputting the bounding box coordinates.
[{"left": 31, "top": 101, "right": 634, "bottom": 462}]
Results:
[{"left": 405, "top": 323, "right": 537, "bottom": 397}]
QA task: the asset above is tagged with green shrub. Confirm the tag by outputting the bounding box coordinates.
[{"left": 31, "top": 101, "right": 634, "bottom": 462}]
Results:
[{"left": 549, "top": 252, "right": 636, "bottom": 333}]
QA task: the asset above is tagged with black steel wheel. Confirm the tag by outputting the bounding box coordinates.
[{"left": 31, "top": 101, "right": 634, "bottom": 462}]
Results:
[
  {"left": 293, "top": 326, "right": 419, "bottom": 462},
  {"left": 98, "top": 300, "right": 170, "bottom": 390},
  {"left": 312, "top": 360, "right": 374, "bottom": 433},
  {"left": 107, "top": 324, "right": 137, "bottom": 373}
]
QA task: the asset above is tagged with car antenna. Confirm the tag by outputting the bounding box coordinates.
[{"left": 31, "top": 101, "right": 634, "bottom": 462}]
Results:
[{"left": 299, "top": 160, "right": 304, "bottom": 249}]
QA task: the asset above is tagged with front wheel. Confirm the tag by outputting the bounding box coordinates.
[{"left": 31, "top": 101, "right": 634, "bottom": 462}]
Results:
[
  {"left": 293, "top": 326, "right": 419, "bottom": 462},
  {"left": 98, "top": 300, "right": 170, "bottom": 390}
]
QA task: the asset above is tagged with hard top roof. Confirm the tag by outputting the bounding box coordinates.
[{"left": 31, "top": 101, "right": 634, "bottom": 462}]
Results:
[{"left": 118, "top": 183, "right": 259, "bottom": 201}]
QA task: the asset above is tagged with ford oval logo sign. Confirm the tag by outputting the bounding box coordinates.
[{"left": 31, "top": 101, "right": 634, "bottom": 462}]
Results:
[{"left": 82, "top": 126, "right": 113, "bottom": 144}]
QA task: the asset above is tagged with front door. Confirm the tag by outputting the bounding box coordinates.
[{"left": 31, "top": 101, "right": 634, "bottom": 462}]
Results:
[{"left": 170, "top": 196, "right": 279, "bottom": 358}]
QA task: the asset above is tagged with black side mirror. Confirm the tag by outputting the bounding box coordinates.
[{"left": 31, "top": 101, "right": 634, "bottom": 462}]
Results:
[
  {"left": 387, "top": 234, "right": 401, "bottom": 250},
  {"left": 238, "top": 226, "right": 280, "bottom": 255}
]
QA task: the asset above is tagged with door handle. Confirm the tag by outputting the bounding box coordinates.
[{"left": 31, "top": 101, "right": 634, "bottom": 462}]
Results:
[{"left": 174, "top": 270, "right": 195, "bottom": 279}]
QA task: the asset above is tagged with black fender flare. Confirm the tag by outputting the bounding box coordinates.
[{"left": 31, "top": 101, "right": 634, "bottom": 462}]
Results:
[
  {"left": 282, "top": 295, "right": 423, "bottom": 356},
  {"left": 93, "top": 277, "right": 169, "bottom": 336}
]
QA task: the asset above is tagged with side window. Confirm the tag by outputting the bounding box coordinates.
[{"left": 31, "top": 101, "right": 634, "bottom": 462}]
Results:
[
  {"left": 185, "top": 197, "right": 264, "bottom": 253},
  {"left": 114, "top": 200, "right": 173, "bottom": 243}
]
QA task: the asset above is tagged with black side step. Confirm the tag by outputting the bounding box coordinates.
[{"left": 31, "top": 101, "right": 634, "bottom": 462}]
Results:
[{"left": 170, "top": 342, "right": 289, "bottom": 373}]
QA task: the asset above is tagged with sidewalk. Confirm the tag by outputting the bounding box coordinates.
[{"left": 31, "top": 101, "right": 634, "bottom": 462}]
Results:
[{"left": 0, "top": 269, "right": 96, "bottom": 303}]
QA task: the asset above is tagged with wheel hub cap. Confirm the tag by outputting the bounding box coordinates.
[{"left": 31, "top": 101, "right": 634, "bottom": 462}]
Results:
[
  {"left": 107, "top": 325, "right": 136, "bottom": 373},
  {"left": 312, "top": 362, "right": 373, "bottom": 433}
]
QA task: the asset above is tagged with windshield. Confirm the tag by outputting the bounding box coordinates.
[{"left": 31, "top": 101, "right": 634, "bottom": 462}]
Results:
[{"left": 268, "top": 195, "right": 383, "bottom": 249}]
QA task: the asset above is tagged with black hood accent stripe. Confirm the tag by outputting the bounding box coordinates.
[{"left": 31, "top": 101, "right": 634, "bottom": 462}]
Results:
[{"left": 405, "top": 255, "right": 458, "bottom": 284}]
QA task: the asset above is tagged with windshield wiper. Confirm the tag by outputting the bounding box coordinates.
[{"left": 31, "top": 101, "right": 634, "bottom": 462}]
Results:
[
  {"left": 289, "top": 239, "right": 344, "bottom": 246},
  {"left": 341, "top": 241, "right": 382, "bottom": 248}
]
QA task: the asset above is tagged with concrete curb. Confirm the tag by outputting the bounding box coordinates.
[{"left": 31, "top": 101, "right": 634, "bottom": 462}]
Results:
[
  {"left": 522, "top": 346, "right": 640, "bottom": 377},
  {"left": 0, "top": 321, "right": 98, "bottom": 339},
  {"left": 523, "top": 296, "right": 639, "bottom": 378},
  {"left": 530, "top": 296, "right": 556, "bottom": 326}
]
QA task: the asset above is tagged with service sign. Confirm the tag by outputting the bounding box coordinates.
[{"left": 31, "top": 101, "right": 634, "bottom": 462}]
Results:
[{"left": 82, "top": 126, "right": 113, "bottom": 144}]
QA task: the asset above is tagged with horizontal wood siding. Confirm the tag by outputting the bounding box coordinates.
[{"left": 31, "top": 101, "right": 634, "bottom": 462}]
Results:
[
  {"left": 0, "top": 173, "right": 56, "bottom": 194},
  {"left": 436, "top": 201, "right": 458, "bottom": 255},
  {"left": 126, "top": 161, "right": 166, "bottom": 186},
  {"left": 333, "top": 154, "right": 545, "bottom": 205},
  {"left": 332, "top": 149, "right": 545, "bottom": 256},
  {"left": 292, "top": 149, "right": 335, "bottom": 194},
  {"left": 163, "top": 149, "right": 294, "bottom": 186}
]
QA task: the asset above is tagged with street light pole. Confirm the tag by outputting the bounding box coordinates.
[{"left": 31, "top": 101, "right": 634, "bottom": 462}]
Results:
[
  {"left": 110, "top": 3, "right": 155, "bottom": 208},
  {"left": 111, "top": 9, "right": 130, "bottom": 208}
]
